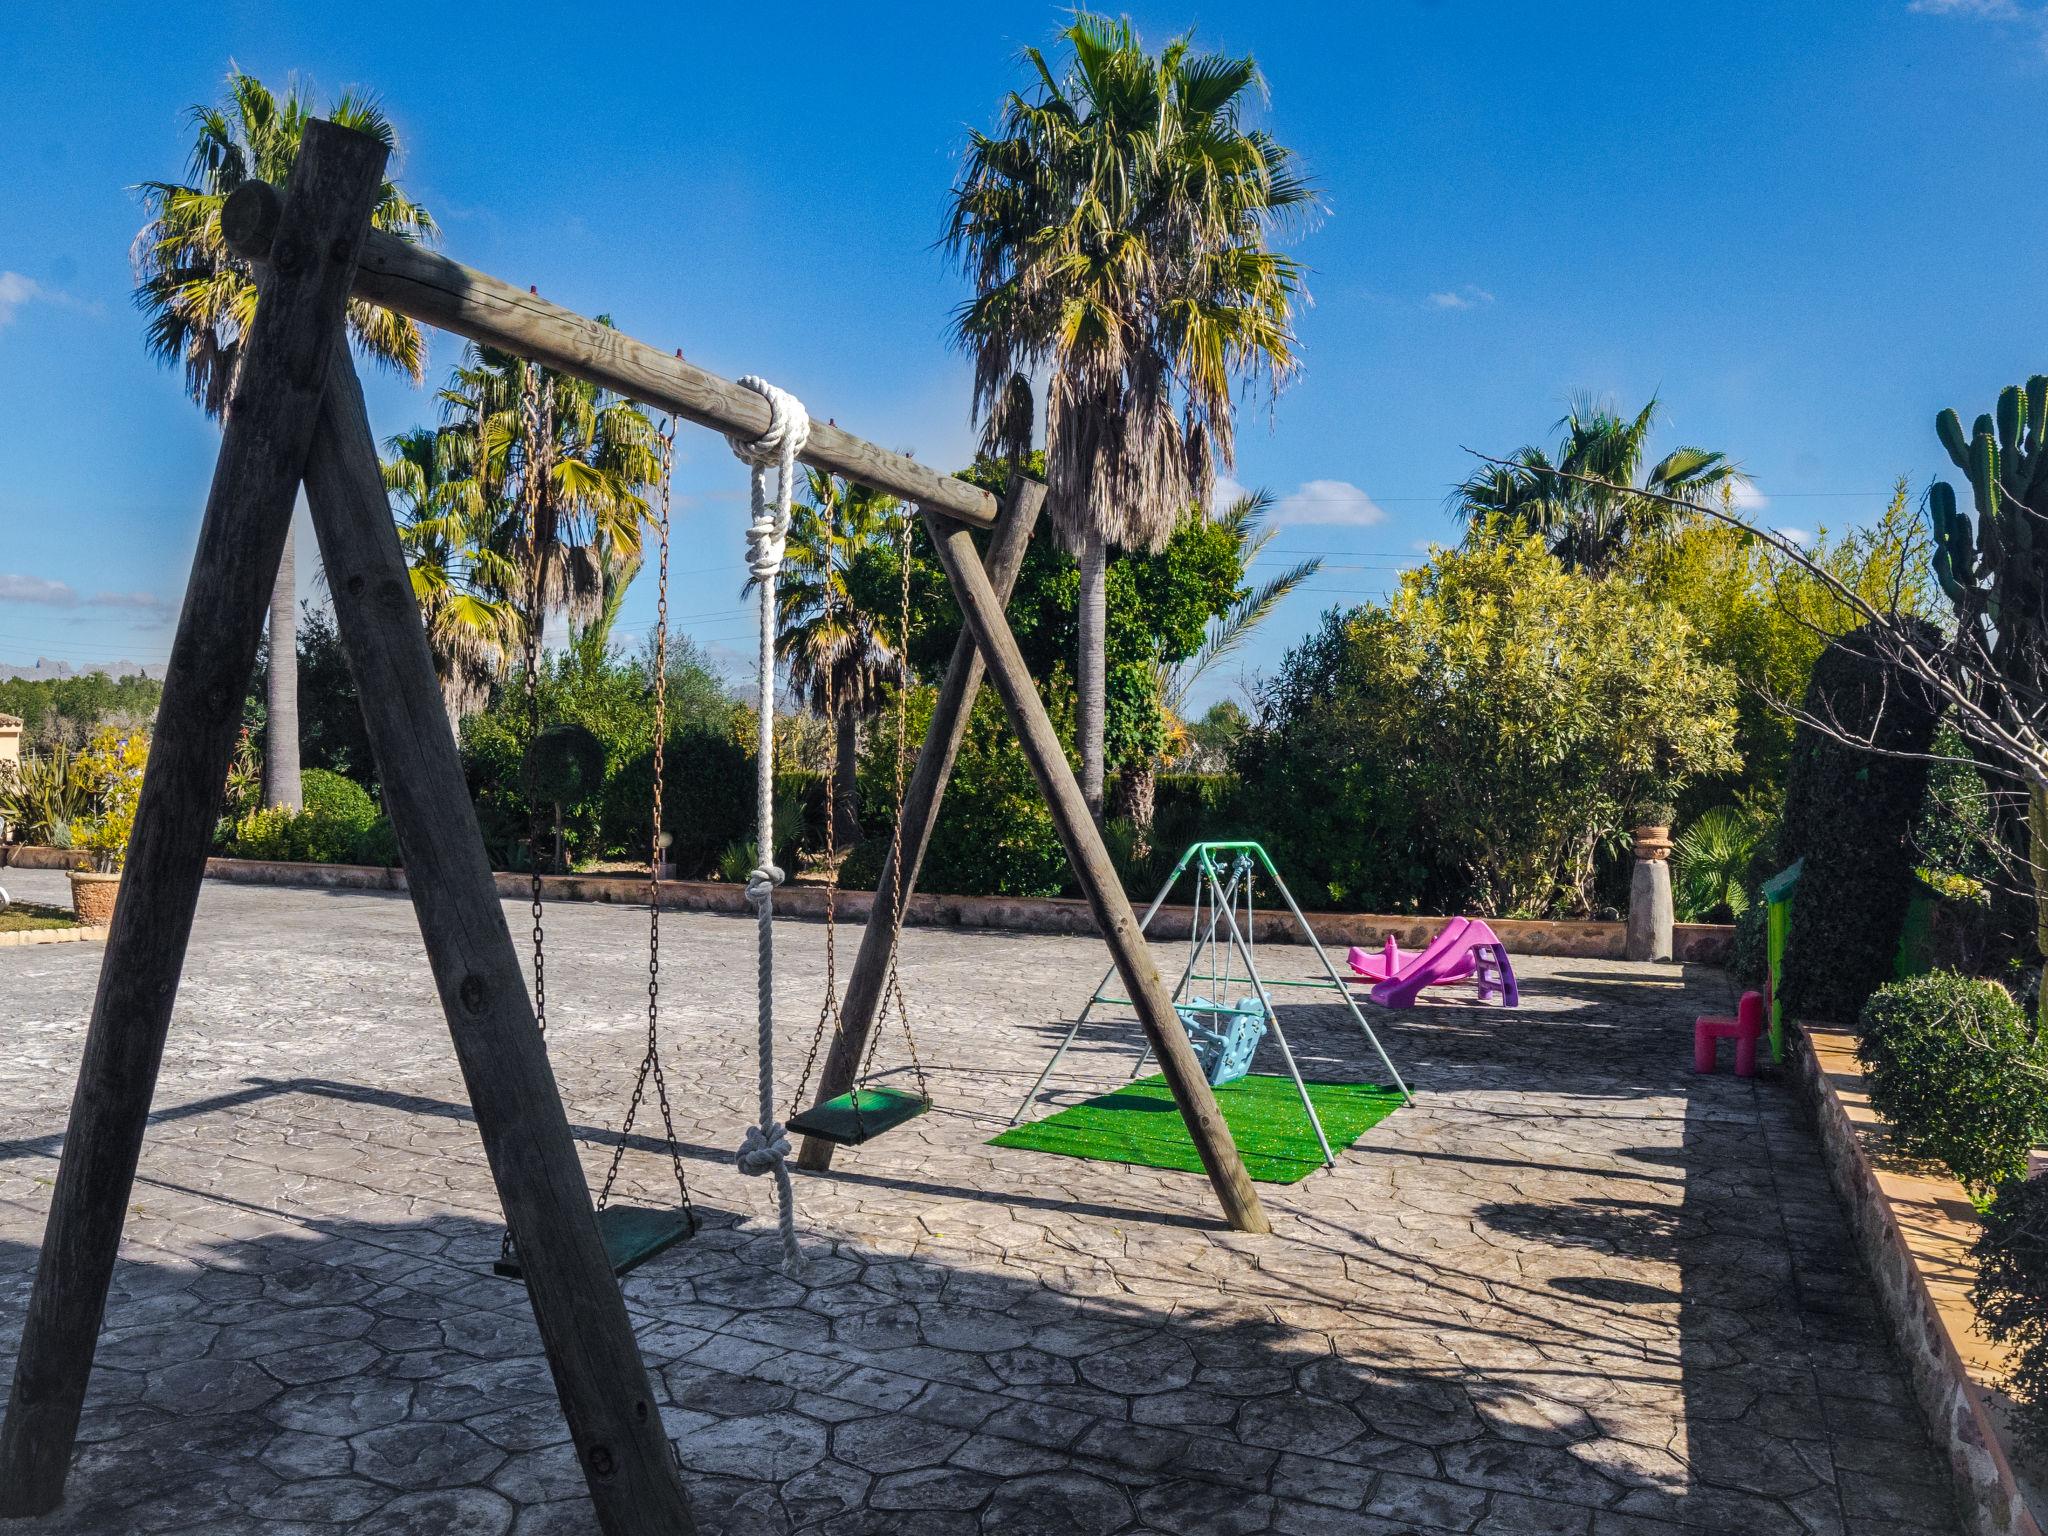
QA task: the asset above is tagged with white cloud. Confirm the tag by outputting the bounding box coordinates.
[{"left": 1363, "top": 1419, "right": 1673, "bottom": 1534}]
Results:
[
  {"left": 1271, "top": 479, "right": 1388, "bottom": 528},
  {"left": 0, "top": 573, "right": 76, "bottom": 605},
  {"left": 1426, "top": 284, "right": 1495, "bottom": 311},
  {"left": 1772, "top": 526, "right": 1814, "bottom": 547},
  {"left": 0, "top": 273, "right": 42, "bottom": 328},
  {"left": 0, "top": 574, "right": 170, "bottom": 616},
  {"left": 88, "top": 590, "right": 168, "bottom": 611},
  {"left": 1730, "top": 482, "right": 1769, "bottom": 513},
  {"left": 1212, "top": 473, "right": 1252, "bottom": 509},
  {"left": 1910, "top": 0, "right": 2020, "bottom": 16}
]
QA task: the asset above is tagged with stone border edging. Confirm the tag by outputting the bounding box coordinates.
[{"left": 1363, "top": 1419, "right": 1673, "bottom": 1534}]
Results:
[
  {"left": 0, "top": 846, "right": 90, "bottom": 871},
  {"left": 0, "top": 926, "right": 102, "bottom": 948},
  {"left": 1794, "top": 1024, "right": 2043, "bottom": 1536},
  {"left": 2, "top": 846, "right": 1734, "bottom": 960},
  {"left": 188, "top": 855, "right": 1733, "bottom": 960}
]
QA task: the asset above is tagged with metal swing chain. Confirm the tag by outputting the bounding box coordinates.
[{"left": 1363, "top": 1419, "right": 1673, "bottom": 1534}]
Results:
[
  {"left": 787, "top": 528, "right": 846, "bottom": 1118},
  {"left": 855, "top": 512, "right": 930, "bottom": 1105},
  {"left": 597, "top": 417, "right": 694, "bottom": 1228},
  {"left": 505, "top": 364, "right": 551, "bottom": 1267},
  {"left": 519, "top": 364, "right": 553, "bottom": 1041}
]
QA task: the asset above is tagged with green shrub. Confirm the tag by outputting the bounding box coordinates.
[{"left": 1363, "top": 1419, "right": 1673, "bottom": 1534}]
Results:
[
  {"left": 227, "top": 767, "right": 379, "bottom": 864},
  {"left": 603, "top": 730, "right": 753, "bottom": 880},
  {"left": 301, "top": 767, "right": 375, "bottom": 825},
  {"left": 850, "top": 686, "right": 1069, "bottom": 899},
  {"left": 1973, "top": 1175, "right": 2048, "bottom": 1453},
  {"left": 1778, "top": 622, "right": 1942, "bottom": 1022},
  {"left": 1230, "top": 540, "right": 1740, "bottom": 916},
  {"left": 350, "top": 815, "right": 401, "bottom": 868},
  {"left": 1857, "top": 971, "right": 2048, "bottom": 1194}
]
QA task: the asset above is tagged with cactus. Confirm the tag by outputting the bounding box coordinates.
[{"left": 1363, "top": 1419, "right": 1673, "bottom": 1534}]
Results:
[
  {"left": 1928, "top": 380, "right": 2048, "bottom": 1016},
  {"left": 1927, "top": 377, "right": 2048, "bottom": 623}
]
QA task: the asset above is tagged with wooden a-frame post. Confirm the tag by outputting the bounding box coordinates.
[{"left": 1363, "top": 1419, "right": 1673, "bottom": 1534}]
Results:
[
  {"left": 0, "top": 125, "right": 697, "bottom": 1536},
  {"left": 793, "top": 482, "right": 1272, "bottom": 1238}
]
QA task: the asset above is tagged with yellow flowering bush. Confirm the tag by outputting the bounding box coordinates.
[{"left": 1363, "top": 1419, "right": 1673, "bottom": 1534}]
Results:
[{"left": 73, "top": 726, "right": 151, "bottom": 873}]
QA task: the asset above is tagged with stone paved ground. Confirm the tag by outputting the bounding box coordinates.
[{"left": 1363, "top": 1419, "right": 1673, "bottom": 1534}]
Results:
[{"left": 0, "top": 867, "right": 1962, "bottom": 1535}]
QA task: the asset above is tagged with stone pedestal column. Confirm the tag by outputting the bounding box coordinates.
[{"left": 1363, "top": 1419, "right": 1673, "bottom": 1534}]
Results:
[{"left": 1626, "top": 824, "right": 1674, "bottom": 963}]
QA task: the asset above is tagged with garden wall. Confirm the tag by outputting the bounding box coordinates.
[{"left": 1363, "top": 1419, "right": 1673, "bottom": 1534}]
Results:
[
  {"left": 185, "top": 854, "right": 1732, "bottom": 960},
  {"left": 1794, "top": 1024, "right": 2045, "bottom": 1536}
]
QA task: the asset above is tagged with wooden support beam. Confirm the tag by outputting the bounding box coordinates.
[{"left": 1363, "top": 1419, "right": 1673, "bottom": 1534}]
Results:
[
  {"left": 220, "top": 185, "right": 996, "bottom": 528},
  {"left": 918, "top": 511, "right": 1271, "bottom": 1235},
  {"left": 302, "top": 345, "right": 697, "bottom": 1536},
  {"left": 797, "top": 479, "right": 1047, "bottom": 1173},
  {"left": 0, "top": 121, "right": 391, "bottom": 1518}
]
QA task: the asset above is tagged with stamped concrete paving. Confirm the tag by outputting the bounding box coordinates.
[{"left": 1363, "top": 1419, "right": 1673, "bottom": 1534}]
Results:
[{"left": 0, "top": 867, "right": 1960, "bottom": 1535}]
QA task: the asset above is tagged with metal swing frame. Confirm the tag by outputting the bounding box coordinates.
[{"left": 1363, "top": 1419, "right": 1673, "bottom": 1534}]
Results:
[{"left": 1011, "top": 841, "right": 1413, "bottom": 1174}]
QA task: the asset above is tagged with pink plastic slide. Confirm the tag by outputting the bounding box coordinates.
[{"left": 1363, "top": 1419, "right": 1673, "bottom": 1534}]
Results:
[{"left": 1348, "top": 917, "right": 1519, "bottom": 1009}]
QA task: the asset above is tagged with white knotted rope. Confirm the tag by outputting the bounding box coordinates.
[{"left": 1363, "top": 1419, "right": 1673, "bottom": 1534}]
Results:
[{"left": 727, "top": 376, "right": 810, "bottom": 1276}]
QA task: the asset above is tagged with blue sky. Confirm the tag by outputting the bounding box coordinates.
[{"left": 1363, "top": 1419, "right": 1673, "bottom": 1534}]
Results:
[{"left": 4, "top": 0, "right": 2048, "bottom": 704}]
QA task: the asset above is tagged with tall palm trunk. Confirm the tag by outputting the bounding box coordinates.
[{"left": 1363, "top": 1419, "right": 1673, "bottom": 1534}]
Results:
[
  {"left": 833, "top": 697, "right": 863, "bottom": 848},
  {"left": 1077, "top": 526, "right": 1108, "bottom": 821},
  {"left": 263, "top": 524, "right": 302, "bottom": 810}
]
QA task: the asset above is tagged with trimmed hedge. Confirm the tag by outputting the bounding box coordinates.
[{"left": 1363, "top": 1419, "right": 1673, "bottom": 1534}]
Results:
[
  {"left": 1857, "top": 970, "right": 2048, "bottom": 1194},
  {"left": 1777, "top": 622, "right": 1941, "bottom": 1023}
]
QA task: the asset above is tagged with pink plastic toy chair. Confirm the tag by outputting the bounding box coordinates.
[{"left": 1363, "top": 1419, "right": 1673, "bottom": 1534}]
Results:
[{"left": 1353, "top": 918, "right": 1518, "bottom": 1009}]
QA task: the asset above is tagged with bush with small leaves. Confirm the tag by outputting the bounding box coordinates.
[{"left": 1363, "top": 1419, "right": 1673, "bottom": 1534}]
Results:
[
  {"left": 1974, "top": 1174, "right": 2048, "bottom": 1454},
  {"left": 1857, "top": 970, "right": 2048, "bottom": 1195},
  {"left": 227, "top": 767, "right": 379, "bottom": 865}
]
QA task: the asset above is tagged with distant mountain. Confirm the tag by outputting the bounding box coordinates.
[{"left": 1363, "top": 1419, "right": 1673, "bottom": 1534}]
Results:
[{"left": 0, "top": 657, "right": 168, "bottom": 683}]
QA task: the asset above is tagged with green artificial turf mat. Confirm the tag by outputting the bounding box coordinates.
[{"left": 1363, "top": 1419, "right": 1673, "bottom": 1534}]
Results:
[{"left": 991, "top": 1073, "right": 1405, "bottom": 1184}]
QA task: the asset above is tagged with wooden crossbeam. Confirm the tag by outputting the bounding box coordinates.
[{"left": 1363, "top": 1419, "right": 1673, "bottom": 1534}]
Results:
[{"left": 218, "top": 184, "right": 996, "bottom": 528}]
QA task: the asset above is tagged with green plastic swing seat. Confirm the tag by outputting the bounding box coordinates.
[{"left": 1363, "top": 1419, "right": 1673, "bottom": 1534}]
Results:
[
  {"left": 787, "top": 1086, "right": 931, "bottom": 1146},
  {"left": 494, "top": 1204, "right": 693, "bottom": 1281}
]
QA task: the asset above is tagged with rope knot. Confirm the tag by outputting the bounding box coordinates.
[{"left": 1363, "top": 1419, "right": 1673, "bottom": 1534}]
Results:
[
  {"left": 734, "top": 1121, "right": 791, "bottom": 1176},
  {"left": 727, "top": 376, "right": 810, "bottom": 583},
  {"left": 745, "top": 861, "right": 784, "bottom": 912}
]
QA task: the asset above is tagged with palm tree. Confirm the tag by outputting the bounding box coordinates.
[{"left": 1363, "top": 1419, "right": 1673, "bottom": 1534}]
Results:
[
  {"left": 1124, "top": 490, "right": 1321, "bottom": 842},
  {"left": 434, "top": 341, "right": 658, "bottom": 671},
  {"left": 766, "top": 469, "right": 908, "bottom": 847},
  {"left": 1454, "top": 395, "right": 1745, "bottom": 575},
  {"left": 381, "top": 426, "right": 519, "bottom": 733},
  {"left": 945, "top": 14, "right": 1312, "bottom": 821},
  {"left": 133, "top": 68, "right": 436, "bottom": 809}
]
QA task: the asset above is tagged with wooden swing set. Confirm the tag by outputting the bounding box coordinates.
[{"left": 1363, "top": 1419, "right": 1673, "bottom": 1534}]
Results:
[{"left": 0, "top": 122, "right": 1274, "bottom": 1535}]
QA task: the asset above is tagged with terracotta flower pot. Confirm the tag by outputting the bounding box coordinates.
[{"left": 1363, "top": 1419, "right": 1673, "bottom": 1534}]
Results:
[
  {"left": 1631, "top": 824, "right": 1674, "bottom": 862},
  {"left": 69, "top": 869, "right": 122, "bottom": 927}
]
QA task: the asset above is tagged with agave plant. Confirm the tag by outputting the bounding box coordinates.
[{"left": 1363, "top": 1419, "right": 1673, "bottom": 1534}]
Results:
[
  {"left": 1672, "top": 804, "right": 1770, "bottom": 922},
  {"left": 0, "top": 746, "right": 87, "bottom": 847}
]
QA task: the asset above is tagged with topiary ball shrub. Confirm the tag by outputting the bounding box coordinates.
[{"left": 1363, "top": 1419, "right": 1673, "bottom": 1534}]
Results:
[
  {"left": 1974, "top": 1174, "right": 2048, "bottom": 1454},
  {"left": 521, "top": 723, "right": 607, "bottom": 807},
  {"left": 1857, "top": 970, "right": 2048, "bottom": 1195}
]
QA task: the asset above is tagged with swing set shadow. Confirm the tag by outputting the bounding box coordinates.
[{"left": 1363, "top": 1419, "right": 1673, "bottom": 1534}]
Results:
[{"left": 0, "top": 1074, "right": 1223, "bottom": 1234}]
